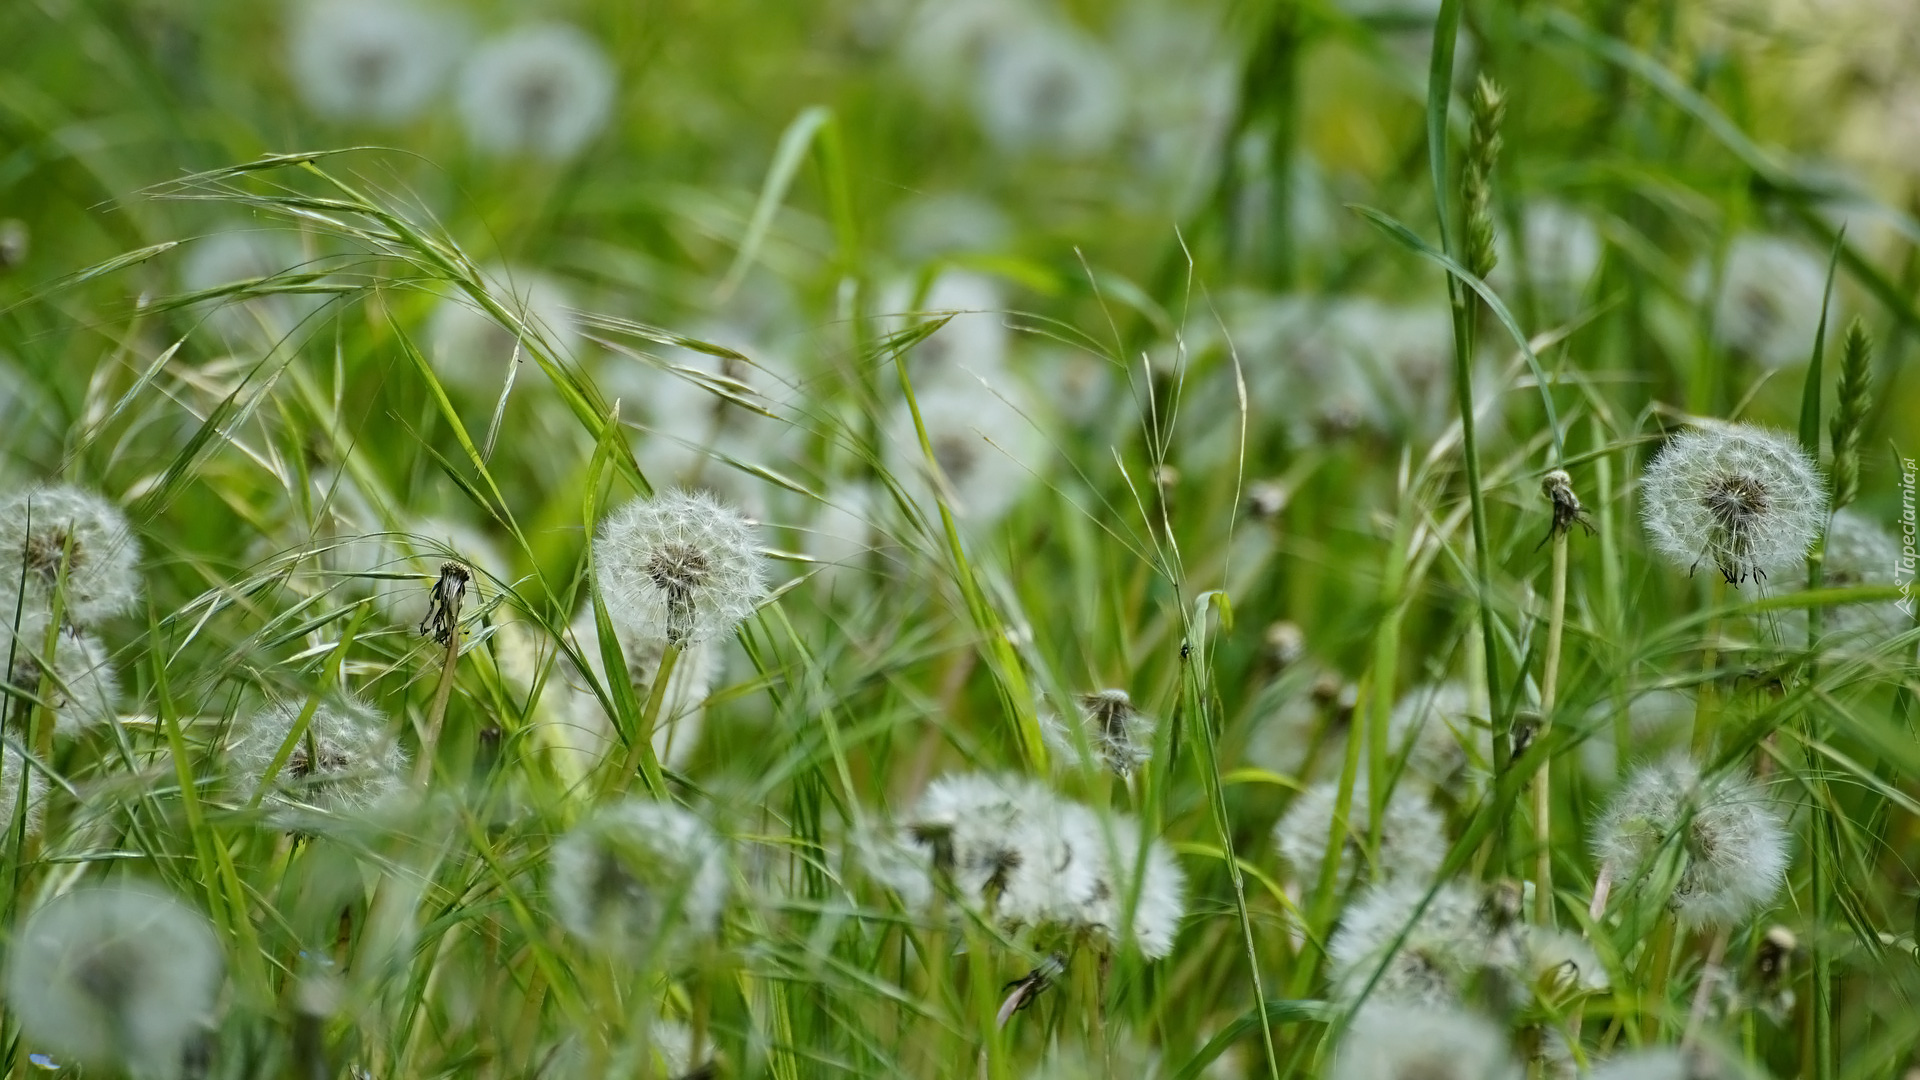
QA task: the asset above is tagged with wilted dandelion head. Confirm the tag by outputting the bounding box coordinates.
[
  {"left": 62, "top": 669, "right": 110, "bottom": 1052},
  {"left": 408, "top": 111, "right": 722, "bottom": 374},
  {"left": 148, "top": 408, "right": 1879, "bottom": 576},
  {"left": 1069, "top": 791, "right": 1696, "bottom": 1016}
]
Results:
[
  {"left": 0, "top": 485, "right": 141, "bottom": 627},
  {"left": 228, "top": 695, "right": 409, "bottom": 815},
  {"left": 1593, "top": 755, "right": 1789, "bottom": 928},
  {"left": 1328, "top": 880, "right": 1518, "bottom": 1006},
  {"left": 1328, "top": 1002, "right": 1522, "bottom": 1080},
  {"left": 2, "top": 626, "right": 121, "bottom": 738},
  {"left": 456, "top": 23, "right": 616, "bottom": 160},
  {"left": 1272, "top": 777, "right": 1447, "bottom": 889},
  {"left": 5, "top": 883, "right": 224, "bottom": 1079},
  {"left": 286, "top": 0, "right": 463, "bottom": 124},
  {"left": 594, "top": 489, "right": 766, "bottom": 647},
  {"left": 1041, "top": 689, "right": 1156, "bottom": 777},
  {"left": 972, "top": 22, "right": 1125, "bottom": 158},
  {"left": 1708, "top": 233, "right": 1830, "bottom": 370},
  {"left": 548, "top": 799, "right": 730, "bottom": 952},
  {"left": 1640, "top": 425, "right": 1827, "bottom": 585}
]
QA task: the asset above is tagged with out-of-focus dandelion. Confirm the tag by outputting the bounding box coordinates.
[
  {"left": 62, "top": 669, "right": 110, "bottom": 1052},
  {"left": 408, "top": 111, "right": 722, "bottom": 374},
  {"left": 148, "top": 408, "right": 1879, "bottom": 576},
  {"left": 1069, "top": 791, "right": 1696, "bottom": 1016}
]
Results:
[
  {"left": 179, "top": 227, "right": 319, "bottom": 342},
  {"left": 6, "top": 883, "right": 224, "bottom": 1080},
  {"left": 455, "top": 23, "right": 616, "bottom": 160},
  {"left": 1640, "top": 424, "right": 1827, "bottom": 585},
  {"left": 0, "top": 751, "right": 48, "bottom": 838},
  {"left": 885, "top": 375, "right": 1045, "bottom": 525},
  {"left": 883, "top": 270, "right": 1012, "bottom": 387},
  {"left": 1384, "top": 681, "right": 1490, "bottom": 790},
  {"left": 1797, "top": 507, "right": 1908, "bottom": 644},
  {"left": 594, "top": 489, "right": 767, "bottom": 648},
  {"left": 1587, "top": 1046, "right": 1741, "bottom": 1080},
  {"left": 2, "top": 627, "right": 120, "bottom": 737},
  {"left": 1592, "top": 755, "right": 1789, "bottom": 928},
  {"left": 228, "top": 695, "right": 410, "bottom": 814},
  {"left": 548, "top": 799, "right": 730, "bottom": 953},
  {"left": 971, "top": 21, "right": 1124, "bottom": 158},
  {"left": 0, "top": 484, "right": 142, "bottom": 627},
  {"left": 286, "top": 0, "right": 464, "bottom": 124},
  {"left": 1705, "top": 233, "right": 1831, "bottom": 370},
  {"left": 1272, "top": 777, "right": 1447, "bottom": 888},
  {"left": 1523, "top": 926, "right": 1611, "bottom": 1000},
  {"left": 1328, "top": 1001, "right": 1522, "bottom": 1080},
  {"left": 1498, "top": 202, "right": 1603, "bottom": 307},
  {"left": 1327, "top": 880, "right": 1518, "bottom": 1005},
  {"left": 1040, "top": 689, "right": 1156, "bottom": 778},
  {"left": 891, "top": 192, "right": 1012, "bottom": 260},
  {"left": 427, "top": 267, "right": 582, "bottom": 391}
]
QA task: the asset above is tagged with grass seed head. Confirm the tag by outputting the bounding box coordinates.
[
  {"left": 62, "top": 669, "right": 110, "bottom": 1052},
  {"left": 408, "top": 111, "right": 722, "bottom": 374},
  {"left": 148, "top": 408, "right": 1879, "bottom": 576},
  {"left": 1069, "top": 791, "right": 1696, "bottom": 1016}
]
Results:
[{"left": 1640, "top": 425, "right": 1827, "bottom": 585}]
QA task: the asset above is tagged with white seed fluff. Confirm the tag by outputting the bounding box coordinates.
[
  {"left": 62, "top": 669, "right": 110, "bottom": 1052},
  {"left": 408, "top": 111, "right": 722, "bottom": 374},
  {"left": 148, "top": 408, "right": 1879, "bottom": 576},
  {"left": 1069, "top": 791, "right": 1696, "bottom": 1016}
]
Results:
[
  {"left": 594, "top": 489, "right": 767, "bottom": 647},
  {"left": 1040, "top": 689, "right": 1156, "bottom": 778},
  {"left": 1796, "top": 507, "right": 1909, "bottom": 644},
  {"left": 0, "top": 484, "right": 142, "bottom": 627},
  {"left": 1327, "top": 880, "right": 1515, "bottom": 1006},
  {"left": 286, "top": 0, "right": 464, "bottom": 124},
  {"left": 6, "top": 883, "right": 224, "bottom": 1079},
  {"left": 1640, "top": 425, "right": 1827, "bottom": 585},
  {"left": 971, "top": 21, "right": 1125, "bottom": 158},
  {"left": 545, "top": 607, "right": 715, "bottom": 777},
  {"left": 1709, "top": 233, "right": 1831, "bottom": 370},
  {"left": 1383, "top": 680, "right": 1490, "bottom": 789},
  {"left": 228, "top": 695, "right": 410, "bottom": 814},
  {"left": 1328, "top": 1001, "right": 1522, "bottom": 1080},
  {"left": 548, "top": 799, "right": 729, "bottom": 951},
  {"left": 1593, "top": 755, "right": 1790, "bottom": 928},
  {"left": 884, "top": 374, "right": 1046, "bottom": 525},
  {"left": 455, "top": 23, "right": 616, "bottom": 160},
  {"left": 427, "top": 267, "right": 582, "bottom": 391},
  {"left": 1272, "top": 777, "right": 1447, "bottom": 888},
  {"left": 14, "top": 628, "right": 121, "bottom": 738}
]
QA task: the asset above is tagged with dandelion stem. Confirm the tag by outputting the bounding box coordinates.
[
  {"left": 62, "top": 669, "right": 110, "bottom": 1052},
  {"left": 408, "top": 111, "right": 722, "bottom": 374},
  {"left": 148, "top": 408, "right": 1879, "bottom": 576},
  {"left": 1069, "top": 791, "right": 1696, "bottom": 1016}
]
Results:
[
  {"left": 1690, "top": 576, "right": 1726, "bottom": 755},
  {"left": 1534, "top": 526, "right": 1568, "bottom": 925},
  {"left": 415, "top": 591, "right": 466, "bottom": 788},
  {"left": 1682, "top": 929, "right": 1729, "bottom": 1049},
  {"left": 616, "top": 641, "right": 679, "bottom": 795}
]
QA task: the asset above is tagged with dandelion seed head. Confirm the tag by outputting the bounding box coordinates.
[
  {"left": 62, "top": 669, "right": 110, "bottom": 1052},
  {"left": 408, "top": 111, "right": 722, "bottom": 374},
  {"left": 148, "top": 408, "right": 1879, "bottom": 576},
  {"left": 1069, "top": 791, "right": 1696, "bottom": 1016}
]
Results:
[
  {"left": 851, "top": 821, "right": 937, "bottom": 911},
  {"left": 2, "top": 627, "right": 120, "bottom": 738},
  {"left": 542, "top": 607, "right": 714, "bottom": 777},
  {"left": 0, "top": 485, "right": 142, "bottom": 627},
  {"left": 1587, "top": 1046, "right": 1742, "bottom": 1080},
  {"left": 594, "top": 489, "right": 766, "bottom": 647},
  {"left": 971, "top": 20, "right": 1124, "bottom": 158},
  {"left": 286, "top": 0, "right": 464, "bottom": 124},
  {"left": 0, "top": 749, "right": 49, "bottom": 839},
  {"left": 1072, "top": 806, "right": 1186, "bottom": 960},
  {"left": 1328, "top": 880, "right": 1514, "bottom": 1006},
  {"left": 1788, "top": 507, "right": 1908, "bottom": 645},
  {"left": 1495, "top": 202, "right": 1602, "bottom": 305},
  {"left": 885, "top": 376, "right": 1045, "bottom": 525},
  {"left": 6, "top": 883, "right": 223, "bottom": 1079},
  {"left": 1328, "top": 1002, "right": 1522, "bottom": 1080},
  {"left": 229, "top": 695, "right": 409, "bottom": 815},
  {"left": 1593, "top": 755, "right": 1790, "bottom": 928},
  {"left": 1707, "top": 234, "right": 1831, "bottom": 370},
  {"left": 548, "top": 799, "right": 729, "bottom": 951},
  {"left": 456, "top": 23, "right": 616, "bottom": 160},
  {"left": 1272, "top": 778, "right": 1447, "bottom": 889},
  {"left": 1641, "top": 425, "right": 1827, "bottom": 585},
  {"left": 1041, "top": 689, "right": 1156, "bottom": 777}
]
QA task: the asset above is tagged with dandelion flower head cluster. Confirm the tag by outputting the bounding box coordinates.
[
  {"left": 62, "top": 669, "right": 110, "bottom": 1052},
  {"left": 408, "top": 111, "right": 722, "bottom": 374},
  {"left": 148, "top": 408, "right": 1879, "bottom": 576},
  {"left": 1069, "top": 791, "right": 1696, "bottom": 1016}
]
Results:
[
  {"left": 228, "top": 695, "right": 410, "bottom": 815},
  {"left": 0, "top": 484, "right": 142, "bottom": 628}
]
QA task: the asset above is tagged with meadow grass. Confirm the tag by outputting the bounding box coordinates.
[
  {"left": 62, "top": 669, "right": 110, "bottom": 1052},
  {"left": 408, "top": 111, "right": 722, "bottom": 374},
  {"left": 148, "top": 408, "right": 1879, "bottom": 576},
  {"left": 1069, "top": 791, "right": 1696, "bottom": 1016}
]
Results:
[{"left": 0, "top": 0, "right": 1918, "bottom": 1078}]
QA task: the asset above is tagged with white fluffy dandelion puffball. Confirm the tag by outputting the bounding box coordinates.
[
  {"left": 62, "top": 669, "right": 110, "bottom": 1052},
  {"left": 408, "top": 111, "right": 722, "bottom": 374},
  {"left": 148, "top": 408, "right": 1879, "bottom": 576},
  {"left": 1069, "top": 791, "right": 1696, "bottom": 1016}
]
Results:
[
  {"left": 1640, "top": 424, "right": 1827, "bottom": 585},
  {"left": 0, "top": 484, "right": 142, "bottom": 627},
  {"left": 6, "top": 882, "right": 225, "bottom": 1080},
  {"left": 1593, "top": 755, "right": 1790, "bottom": 928},
  {"left": 594, "top": 489, "right": 768, "bottom": 647},
  {"left": 286, "top": 0, "right": 464, "bottom": 125},
  {"left": 455, "top": 22, "right": 617, "bottom": 160},
  {"left": 228, "top": 695, "right": 410, "bottom": 815},
  {"left": 548, "top": 798, "right": 730, "bottom": 952}
]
